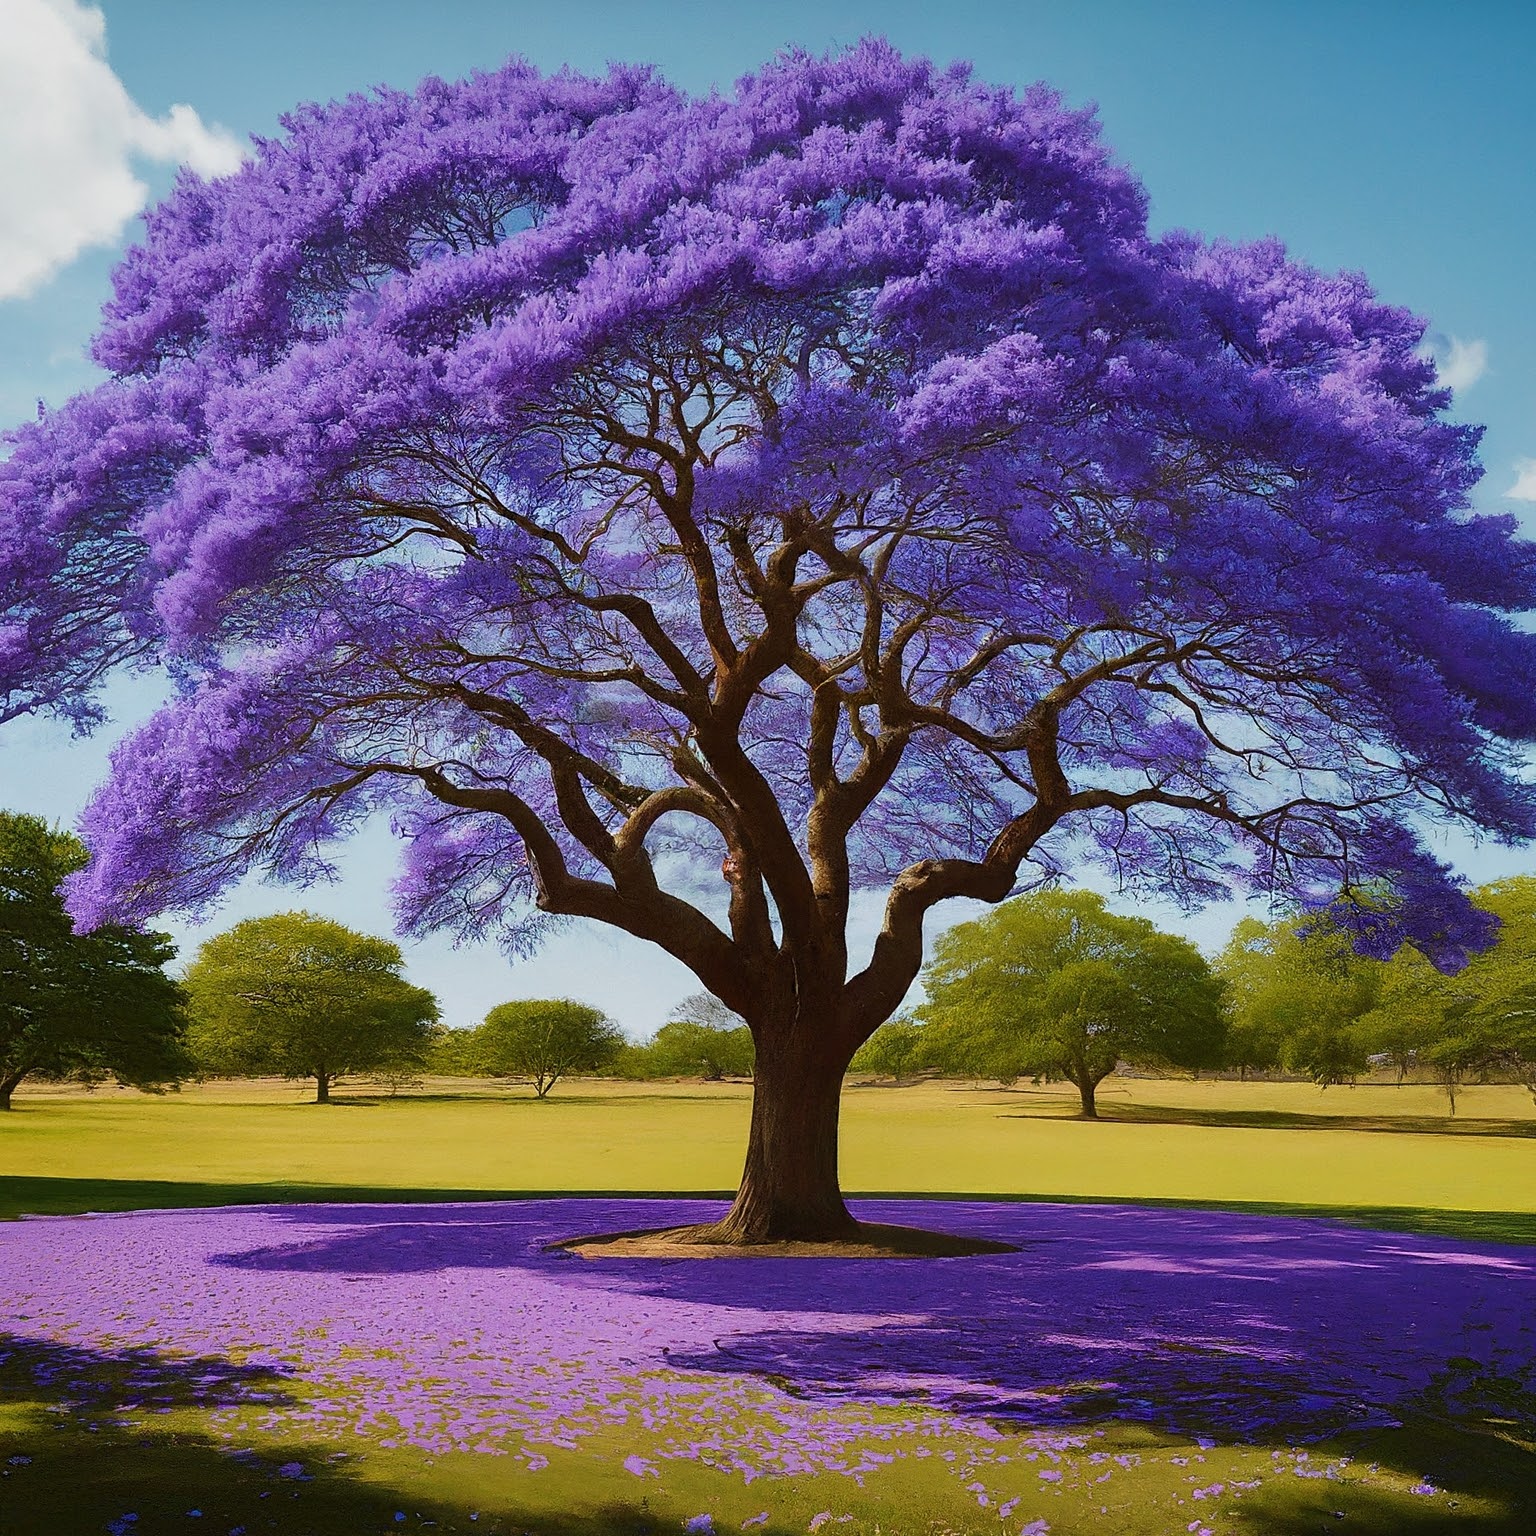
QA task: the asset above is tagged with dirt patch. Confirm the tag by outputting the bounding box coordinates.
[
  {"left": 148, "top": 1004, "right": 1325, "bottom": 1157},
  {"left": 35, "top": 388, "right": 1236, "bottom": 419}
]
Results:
[{"left": 554, "top": 1220, "right": 1019, "bottom": 1260}]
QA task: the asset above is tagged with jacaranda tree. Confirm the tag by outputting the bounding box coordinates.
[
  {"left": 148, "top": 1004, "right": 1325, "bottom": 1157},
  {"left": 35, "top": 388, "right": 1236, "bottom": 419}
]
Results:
[{"left": 2, "top": 43, "right": 1534, "bottom": 1238}]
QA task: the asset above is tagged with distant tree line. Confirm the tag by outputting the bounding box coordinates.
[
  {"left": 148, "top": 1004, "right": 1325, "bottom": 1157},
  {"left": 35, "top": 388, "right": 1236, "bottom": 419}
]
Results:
[
  {"left": 428, "top": 992, "right": 753, "bottom": 1093},
  {"left": 1212, "top": 878, "right": 1536, "bottom": 1113},
  {"left": 853, "top": 881, "right": 1536, "bottom": 1116},
  {"left": 4, "top": 800, "right": 1532, "bottom": 1115}
]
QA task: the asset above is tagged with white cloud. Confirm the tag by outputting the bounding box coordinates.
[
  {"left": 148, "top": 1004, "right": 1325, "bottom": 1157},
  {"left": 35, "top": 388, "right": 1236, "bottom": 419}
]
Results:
[
  {"left": 1507, "top": 457, "right": 1536, "bottom": 502},
  {"left": 1420, "top": 332, "right": 1488, "bottom": 394},
  {"left": 0, "top": 0, "right": 244, "bottom": 302}
]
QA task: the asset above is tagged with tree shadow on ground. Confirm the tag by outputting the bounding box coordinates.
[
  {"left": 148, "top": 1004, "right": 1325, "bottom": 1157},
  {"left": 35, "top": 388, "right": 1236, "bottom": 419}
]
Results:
[
  {"left": 0, "top": 1333, "right": 1529, "bottom": 1534},
  {"left": 0, "top": 1176, "right": 740, "bottom": 1222},
  {"left": 0, "top": 1334, "right": 694, "bottom": 1535},
  {"left": 196, "top": 1200, "right": 1536, "bottom": 1444},
  {"left": 10, "top": 1176, "right": 1536, "bottom": 1246},
  {"left": 1034, "top": 1102, "right": 1536, "bottom": 1137}
]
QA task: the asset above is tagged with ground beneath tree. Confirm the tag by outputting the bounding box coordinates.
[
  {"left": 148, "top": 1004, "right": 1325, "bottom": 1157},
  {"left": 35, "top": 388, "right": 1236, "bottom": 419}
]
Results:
[
  {"left": 558, "top": 1220, "right": 1019, "bottom": 1259},
  {"left": 5, "top": 1197, "right": 1534, "bottom": 1440},
  {"left": 2, "top": 1198, "right": 1533, "bottom": 1529}
]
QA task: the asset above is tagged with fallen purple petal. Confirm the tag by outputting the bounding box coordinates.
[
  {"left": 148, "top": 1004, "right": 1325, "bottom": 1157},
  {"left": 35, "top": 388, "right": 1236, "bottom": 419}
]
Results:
[{"left": 2, "top": 1196, "right": 1531, "bottom": 1501}]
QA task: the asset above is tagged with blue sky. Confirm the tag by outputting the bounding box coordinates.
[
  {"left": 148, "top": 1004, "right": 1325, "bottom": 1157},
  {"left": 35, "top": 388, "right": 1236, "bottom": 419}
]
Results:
[{"left": 1, "top": 0, "right": 1533, "bottom": 1032}]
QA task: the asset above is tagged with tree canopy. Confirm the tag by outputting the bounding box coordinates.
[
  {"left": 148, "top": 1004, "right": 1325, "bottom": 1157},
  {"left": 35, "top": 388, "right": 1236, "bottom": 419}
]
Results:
[
  {"left": 1214, "top": 912, "right": 1382, "bottom": 1086},
  {"left": 182, "top": 911, "right": 439, "bottom": 1101},
  {"left": 0, "top": 811, "right": 187, "bottom": 1108},
  {"left": 914, "top": 889, "right": 1225, "bottom": 1115},
  {"left": 620, "top": 1016, "right": 756, "bottom": 1080},
  {"left": 1358, "top": 877, "right": 1536, "bottom": 1111},
  {"left": 850, "top": 1019, "right": 926, "bottom": 1080},
  {"left": 3, "top": 42, "right": 1533, "bottom": 1237},
  {"left": 454, "top": 997, "right": 622, "bottom": 1096}
]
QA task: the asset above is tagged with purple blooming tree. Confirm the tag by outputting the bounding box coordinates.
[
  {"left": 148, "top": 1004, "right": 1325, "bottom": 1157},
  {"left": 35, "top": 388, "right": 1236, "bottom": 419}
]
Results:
[{"left": 3, "top": 43, "right": 1534, "bottom": 1240}]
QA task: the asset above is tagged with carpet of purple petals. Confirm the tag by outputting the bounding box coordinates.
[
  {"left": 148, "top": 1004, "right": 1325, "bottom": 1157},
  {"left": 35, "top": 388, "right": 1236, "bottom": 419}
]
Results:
[{"left": 4, "top": 1198, "right": 1535, "bottom": 1526}]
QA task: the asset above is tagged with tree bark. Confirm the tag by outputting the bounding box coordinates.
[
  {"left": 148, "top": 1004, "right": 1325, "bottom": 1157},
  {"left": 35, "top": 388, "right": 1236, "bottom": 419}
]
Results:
[
  {"left": 0, "top": 1068, "right": 27, "bottom": 1110},
  {"left": 315, "top": 1072, "right": 331, "bottom": 1104},
  {"left": 1075, "top": 1073, "right": 1099, "bottom": 1118},
  {"left": 695, "top": 1024, "right": 858, "bottom": 1242}
]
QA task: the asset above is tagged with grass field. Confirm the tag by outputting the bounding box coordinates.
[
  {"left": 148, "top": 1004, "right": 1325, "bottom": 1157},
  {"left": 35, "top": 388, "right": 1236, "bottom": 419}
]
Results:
[
  {"left": 4, "top": 1073, "right": 1535, "bottom": 1240},
  {"left": 3, "top": 1075, "right": 1535, "bottom": 1533}
]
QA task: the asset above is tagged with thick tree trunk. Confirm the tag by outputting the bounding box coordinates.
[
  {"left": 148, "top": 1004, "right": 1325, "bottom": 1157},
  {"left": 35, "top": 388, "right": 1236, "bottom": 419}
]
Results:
[
  {"left": 315, "top": 1072, "right": 331, "bottom": 1104},
  {"left": 0, "top": 1068, "right": 27, "bottom": 1110},
  {"left": 697, "top": 1027, "right": 857, "bottom": 1243}
]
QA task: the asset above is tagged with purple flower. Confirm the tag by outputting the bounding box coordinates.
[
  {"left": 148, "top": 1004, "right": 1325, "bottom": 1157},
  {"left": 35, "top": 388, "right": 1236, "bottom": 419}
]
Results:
[{"left": 3, "top": 43, "right": 1525, "bottom": 1010}]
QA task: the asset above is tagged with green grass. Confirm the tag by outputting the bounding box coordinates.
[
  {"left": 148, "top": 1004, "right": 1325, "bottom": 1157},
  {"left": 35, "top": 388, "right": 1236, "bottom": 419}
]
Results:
[
  {"left": 4, "top": 1074, "right": 1535, "bottom": 1241},
  {"left": 3, "top": 1074, "right": 1534, "bottom": 1531}
]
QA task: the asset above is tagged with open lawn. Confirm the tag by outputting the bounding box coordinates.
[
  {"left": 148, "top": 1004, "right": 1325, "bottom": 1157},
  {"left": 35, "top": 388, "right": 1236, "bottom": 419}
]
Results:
[
  {"left": 3, "top": 1078, "right": 1535, "bottom": 1533},
  {"left": 4, "top": 1074, "right": 1535, "bottom": 1241}
]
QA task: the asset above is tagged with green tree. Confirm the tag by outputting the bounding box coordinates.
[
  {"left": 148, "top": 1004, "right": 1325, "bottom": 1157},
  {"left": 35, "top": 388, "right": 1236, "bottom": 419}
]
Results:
[
  {"left": 182, "top": 912, "right": 438, "bottom": 1102},
  {"left": 915, "top": 890, "right": 1225, "bottom": 1117},
  {"left": 1357, "top": 877, "right": 1536, "bottom": 1113},
  {"left": 466, "top": 999, "right": 624, "bottom": 1097},
  {"left": 622, "top": 1017, "right": 756, "bottom": 1081},
  {"left": 1471, "top": 878, "right": 1536, "bottom": 1103},
  {"left": 1214, "top": 913, "right": 1381, "bottom": 1086},
  {"left": 428, "top": 1023, "right": 480, "bottom": 1077},
  {"left": 0, "top": 812, "right": 187, "bottom": 1109},
  {"left": 850, "top": 1019, "right": 926, "bottom": 1081}
]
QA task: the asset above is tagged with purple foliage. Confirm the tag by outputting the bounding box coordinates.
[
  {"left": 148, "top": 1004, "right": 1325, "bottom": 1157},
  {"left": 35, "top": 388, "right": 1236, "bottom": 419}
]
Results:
[
  {"left": 2, "top": 41, "right": 1533, "bottom": 972},
  {"left": 3, "top": 1199, "right": 1532, "bottom": 1464}
]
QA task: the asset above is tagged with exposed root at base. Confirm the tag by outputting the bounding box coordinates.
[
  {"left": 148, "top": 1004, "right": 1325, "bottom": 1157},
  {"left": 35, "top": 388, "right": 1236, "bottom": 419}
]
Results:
[{"left": 552, "top": 1220, "right": 1020, "bottom": 1259}]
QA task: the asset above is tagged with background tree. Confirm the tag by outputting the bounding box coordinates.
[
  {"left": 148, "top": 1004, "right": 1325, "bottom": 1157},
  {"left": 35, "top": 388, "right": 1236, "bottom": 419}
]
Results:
[
  {"left": 670, "top": 992, "right": 750, "bottom": 1034},
  {"left": 850, "top": 1019, "right": 925, "bottom": 1081},
  {"left": 1214, "top": 913, "right": 1382, "bottom": 1087},
  {"left": 0, "top": 811, "right": 187, "bottom": 1109},
  {"left": 183, "top": 912, "right": 438, "bottom": 1102},
  {"left": 915, "top": 890, "right": 1225, "bottom": 1116},
  {"left": 1356, "top": 877, "right": 1536, "bottom": 1112},
  {"left": 1470, "top": 878, "right": 1536, "bottom": 1104},
  {"left": 460, "top": 998, "right": 623, "bottom": 1096},
  {"left": 4, "top": 46, "right": 1535, "bottom": 1239},
  {"left": 620, "top": 1016, "right": 756, "bottom": 1081}
]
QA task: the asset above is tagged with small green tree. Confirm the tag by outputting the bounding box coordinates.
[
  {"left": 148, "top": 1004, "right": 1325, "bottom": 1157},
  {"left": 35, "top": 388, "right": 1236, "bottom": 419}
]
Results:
[
  {"left": 915, "top": 890, "right": 1226, "bottom": 1117},
  {"left": 1214, "top": 912, "right": 1380, "bottom": 1086},
  {"left": 1459, "top": 878, "right": 1536, "bottom": 1106},
  {"left": 469, "top": 999, "right": 623, "bottom": 1096},
  {"left": 850, "top": 1019, "right": 925, "bottom": 1080},
  {"left": 0, "top": 812, "right": 187, "bottom": 1109},
  {"left": 182, "top": 912, "right": 439, "bottom": 1102},
  {"left": 624, "top": 1018, "right": 756, "bottom": 1080},
  {"left": 1357, "top": 877, "right": 1536, "bottom": 1113},
  {"left": 428, "top": 1023, "right": 480, "bottom": 1077}
]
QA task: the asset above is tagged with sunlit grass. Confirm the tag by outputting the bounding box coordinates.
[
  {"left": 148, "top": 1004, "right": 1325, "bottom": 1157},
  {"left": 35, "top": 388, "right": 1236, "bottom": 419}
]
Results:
[
  {"left": 3, "top": 1077, "right": 1534, "bottom": 1531},
  {"left": 3, "top": 1075, "right": 1533, "bottom": 1234}
]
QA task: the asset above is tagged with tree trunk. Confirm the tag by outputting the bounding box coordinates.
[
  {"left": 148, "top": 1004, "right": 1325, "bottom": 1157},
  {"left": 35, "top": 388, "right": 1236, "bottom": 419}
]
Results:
[
  {"left": 1075, "top": 1074, "right": 1099, "bottom": 1118},
  {"left": 315, "top": 1072, "right": 331, "bottom": 1104},
  {"left": 0, "top": 1068, "right": 27, "bottom": 1110},
  {"left": 697, "top": 1026, "right": 857, "bottom": 1243}
]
